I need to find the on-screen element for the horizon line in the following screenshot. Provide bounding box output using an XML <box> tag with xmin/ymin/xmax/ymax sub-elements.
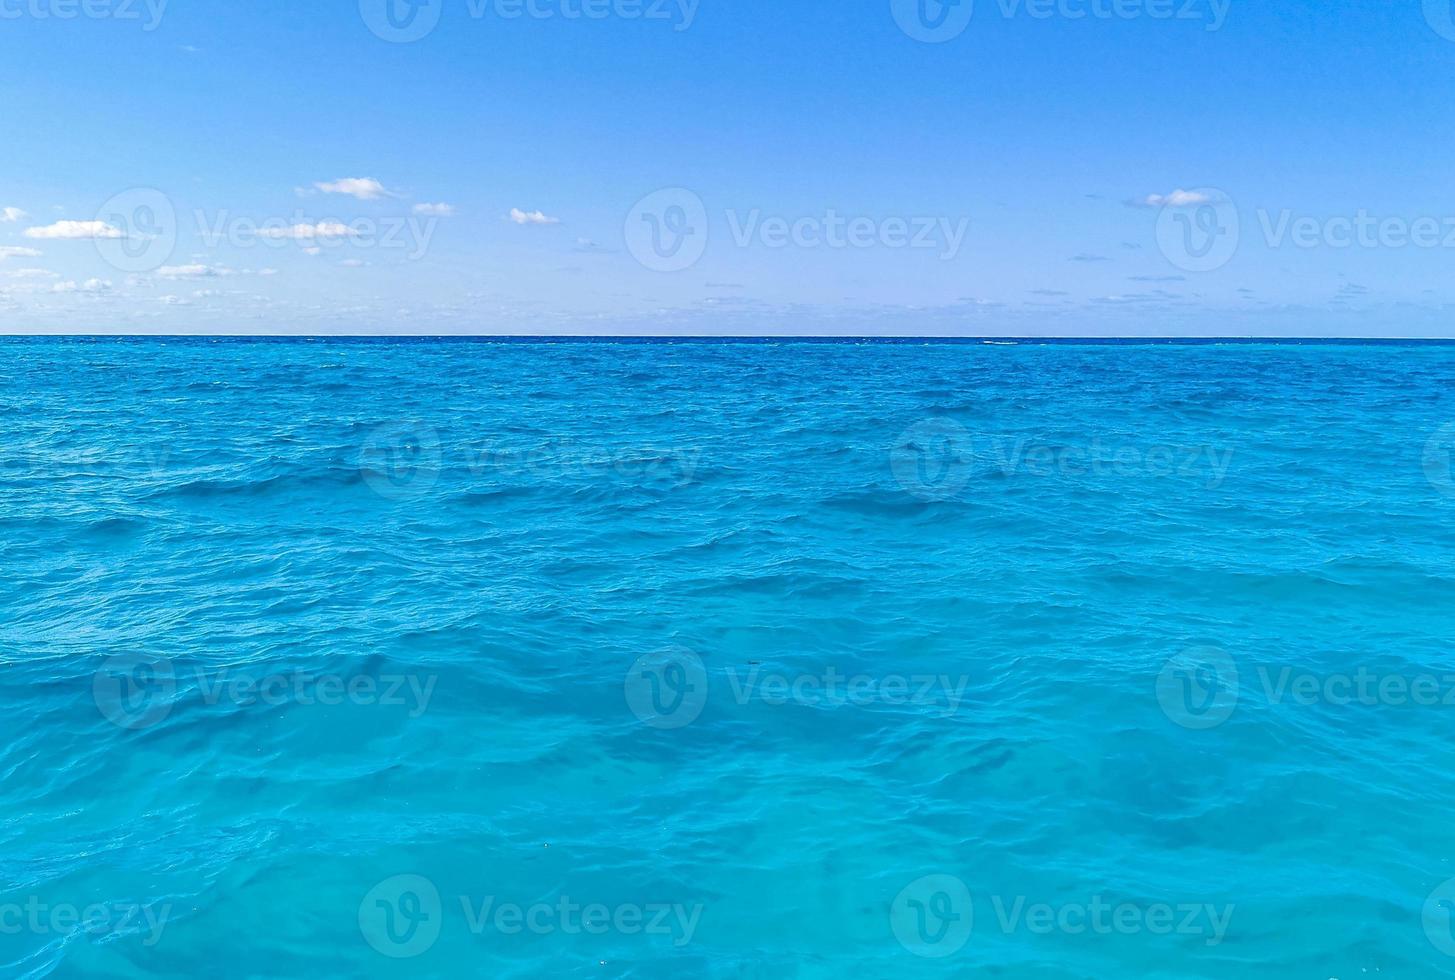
<box><xmin>5</xmin><ymin>334</ymin><xmax>1455</xmax><ymax>344</ymax></box>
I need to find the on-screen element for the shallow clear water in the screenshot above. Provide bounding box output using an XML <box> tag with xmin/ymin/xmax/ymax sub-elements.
<box><xmin>5</xmin><ymin>337</ymin><xmax>1455</xmax><ymax>978</ymax></box>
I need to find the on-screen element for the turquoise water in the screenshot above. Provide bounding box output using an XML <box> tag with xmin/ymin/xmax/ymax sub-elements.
<box><xmin>5</xmin><ymin>337</ymin><xmax>1455</xmax><ymax>978</ymax></box>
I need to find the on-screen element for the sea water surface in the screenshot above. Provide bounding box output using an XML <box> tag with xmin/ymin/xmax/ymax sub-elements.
<box><xmin>4</xmin><ymin>337</ymin><xmax>1455</xmax><ymax>978</ymax></box>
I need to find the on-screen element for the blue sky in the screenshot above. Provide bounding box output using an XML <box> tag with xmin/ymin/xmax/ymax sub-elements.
<box><xmin>1</xmin><ymin>0</ymin><xmax>1454</xmax><ymax>335</ymax></box>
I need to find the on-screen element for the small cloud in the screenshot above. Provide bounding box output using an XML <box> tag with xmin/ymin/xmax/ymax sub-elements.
<box><xmin>0</xmin><ymin>246</ymin><xmax>43</xmax><ymax>259</ymax></box>
<box><xmin>705</xmin><ymin>282</ymin><xmax>745</xmax><ymax>289</ymax></box>
<box><xmin>6</xmin><ymin>267</ymin><xmax>58</xmax><ymax>280</ymax></box>
<box><xmin>24</xmin><ymin>220</ymin><xmax>124</xmax><ymax>240</ymax></box>
<box><xmin>53</xmin><ymin>278</ymin><xmax>112</xmax><ymax>294</ymax></box>
<box><xmin>1127</xmin><ymin>189</ymin><xmax>1213</xmax><ymax>209</ymax></box>
<box><xmin>158</xmin><ymin>263</ymin><xmax>229</xmax><ymax>279</ymax></box>
<box><xmin>1</xmin><ymin>207</ymin><xmax>27</xmax><ymax>223</ymax></box>
<box><xmin>258</xmin><ymin>268</ymin><xmax>279</xmax><ymax>276</ymax></box>
<box><xmin>1128</xmin><ymin>275</ymin><xmax>1186</xmax><ymax>283</ymax></box>
<box><xmin>302</xmin><ymin>246</ymin><xmax>322</xmax><ymax>256</ymax></box>
<box><xmin>413</xmin><ymin>202</ymin><xmax>456</xmax><ymax>217</ymax></box>
<box><xmin>340</xmin><ymin>259</ymin><xmax>367</xmax><ymax>268</ymax></box>
<box><xmin>1070</xmin><ymin>253</ymin><xmax>1110</xmax><ymax>263</ymax></box>
<box><xmin>159</xmin><ymin>294</ymin><xmax>190</xmax><ymax>306</ymax></box>
<box><xmin>1121</xmin><ymin>241</ymin><xmax>1142</xmax><ymax>250</ymax></box>
<box><xmin>314</xmin><ymin>178</ymin><xmax>392</xmax><ymax>201</ymax></box>
<box><xmin>509</xmin><ymin>208</ymin><xmax>559</xmax><ymax>226</ymax></box>
<box><xmin>1030</xmin><ymin>289</ymin><xmax>1070</xmax><ymax>297</ymax></box>
<box><xmin>179</xmin><ymin>44</ymin><xmax>200</xmax><ymax>53</ymax></box>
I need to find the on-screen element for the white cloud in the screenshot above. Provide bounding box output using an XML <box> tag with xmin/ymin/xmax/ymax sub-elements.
<box><xmin>258</xmin><ymin>221</ymin><xmax>355</xmax><ymax>240</ymax></box>
<box><xmin>24</xmin><ymin>220</ymin><xmax>125</xmax><ymax>240</ymax></box>
<box><xmin>159</xmin><ymin>294</ymin><xmax>190</xmax><ymax>306</ymax></box>
<box><xmin>509</xmin><ymin>208</ymin><xmax>560</xmax><ymax>225</ymax></box>
<box><xmin>340</xmin><ymin>259</ymin><xmax>367</xmax><ymax>268</ymax></box>
<box><xmin>6</xmin><ymin>267</ymin><xmax>57</xmax><ymax>280</ymax></box>
<box><xmin>0</xmin><ymin>246</ymin><xmax>43</xmax><ymax>259</ymax></box>
<box><xmin>53</xmin><ymin>278</ymin><xmax>112</xmax><ymax>294</ymax></box>
<box><xmin>258</xmin><ymin>268</ymin><xmax>279</xmax><ymax>276</ymax></box>
<box><xmin>302</xmin><ymin>246</ymin><xmax>322</xmax><ymax>256</ymax></box>
<box><xmin>314</xmin><ymin>178</ymin><xmax>392</xmax><ymax>200</ymax></box>
<box><xmin>1129</xmin><ymin>189</ymin><xmax>1213</xmax><ymax>209</ymax></box>
<box><xmin>1</xmin><ymin>207</ymin><xmax>27</xmax><ymax>223</ymax></box>
<box><xmin>413</xmin><ymin>202</ymin><xmax>456</xmax><ymax>217</ymax></box>
<box><xmin>158</xmin><ymin>263</ymin><xmax>228</xmax><ymax>279</ymax></box>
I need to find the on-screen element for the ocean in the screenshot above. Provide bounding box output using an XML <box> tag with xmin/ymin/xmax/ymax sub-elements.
<box><xmin>4</xmin><ymin>336</ymin><xmax>1455</xmax><ymax>978</ymax></box>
